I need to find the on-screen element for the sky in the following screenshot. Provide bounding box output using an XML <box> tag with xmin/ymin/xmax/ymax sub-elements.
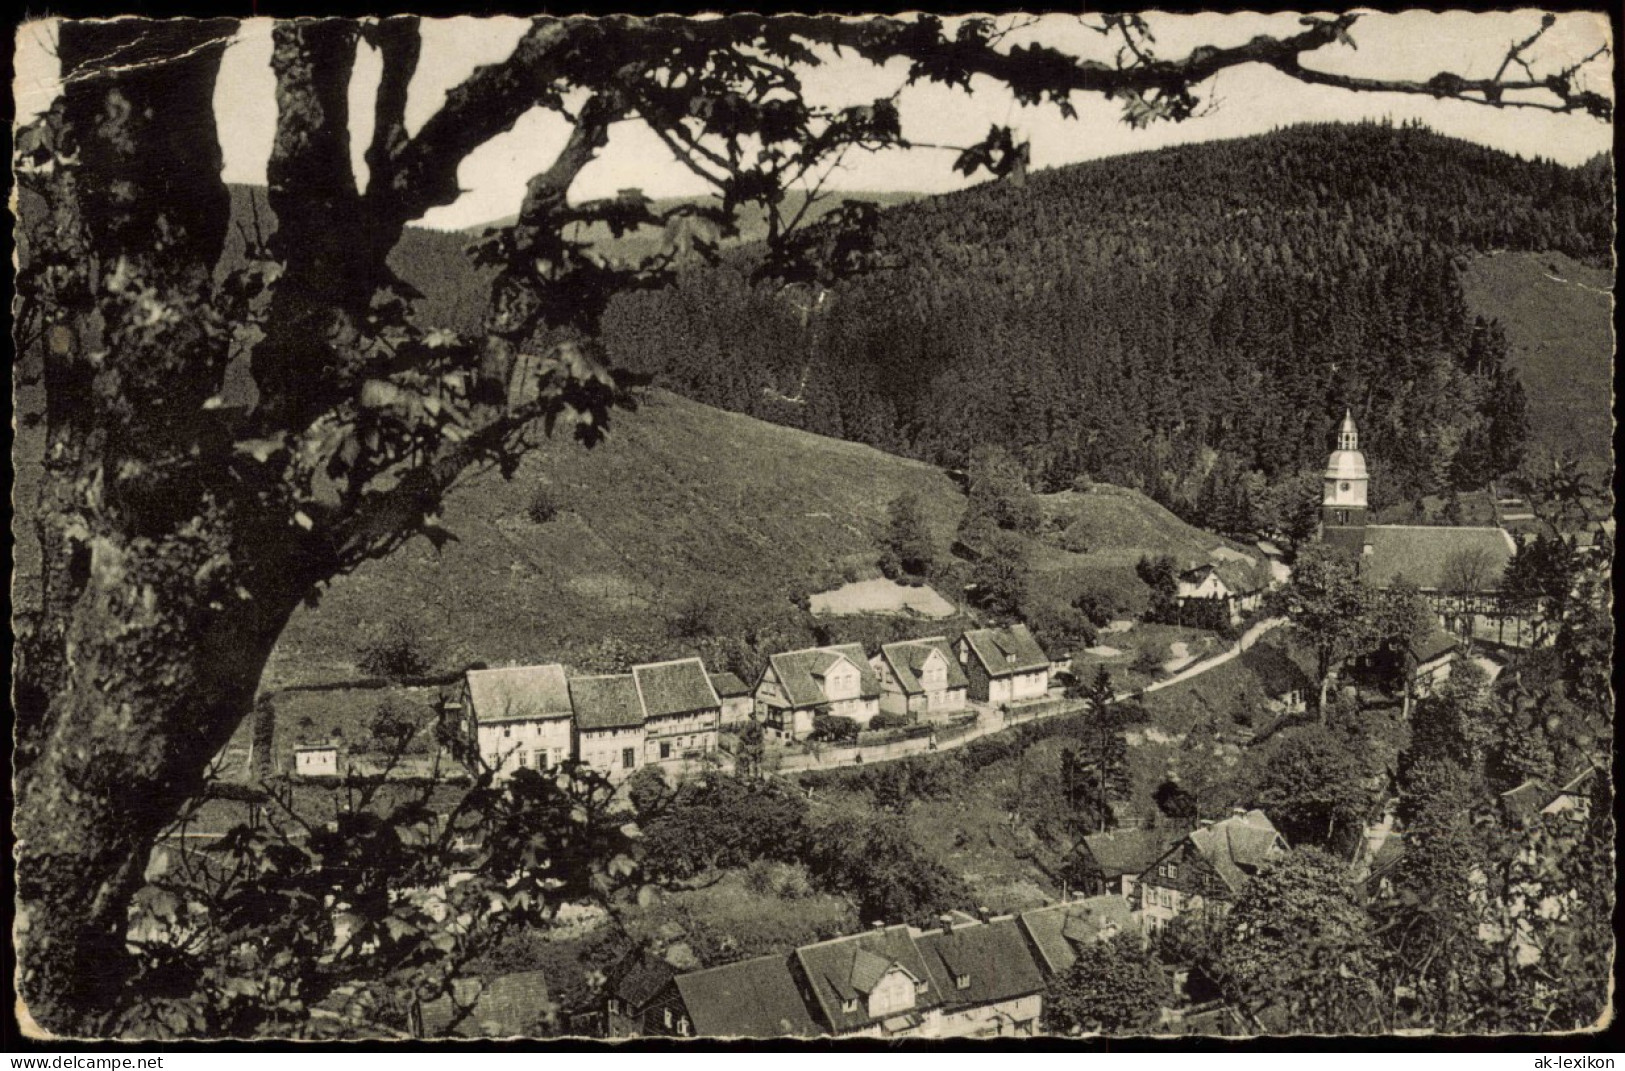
<box><xmin>12</xmin><ymin>11</ymin><xmax>1615</xmax><ymax>231</ymax></box>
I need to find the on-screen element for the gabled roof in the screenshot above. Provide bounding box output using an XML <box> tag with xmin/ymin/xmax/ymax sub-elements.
<box><xmin>568</xmin><ymin>674</ymin><xmax>645</xmax><ymax>732</ymax></box>
<box><xmin>608</xmin><ymin>954</ymin><xmax>676</xmax><ymax>1012</ymax></box>
<box><xmin>1081</xmin><ymin>827</ymin><xmax>1179</xmax><ymax>880</ymax></box>
<box><xmin>1164</xmin><ymin>810</ymin><xmax>1284</xmax><ymax>895</ymax></box>
<box><xmin>959</xmin><ymin>625</ymin><xmax>1050</xmax><ymax>678</ymax></box>
<box><xmin>1500</xmin><ymin>765</ymin><xmax>1598</xmax><ymax>823</ymax></box>
<box><xmin>915</xmin><ymin>918</ymin><xmax>1046</xmax><ymax>1009</ymax></box>
<box><xmin>417</xmin><ymin>970</ymin><xmax>550</xmax><ymax>1037</ymax></box>
<box><xmin>766</xmin><ymin>645</ymin><xmax>881</xmax><ymax>709</ymax></box>
<box><xmin>1363</xmin><ymin>525</ymin><xmax>1516</xmax><ymax>592</ymax></box>
<box><xmin>1408</xmin><ymin>623</ymin><xmax>1460</xmax><ymax>665</ymax></box>
<box><xmin>672</xmin><ymin>954</ymin><xmax>820</xmax><ymax>1038</ymax></box>
<box><xmin>793</xmin><ymin>925</ymin><xmax>939</xmax><ymax>1033</ymax></box>
<box><xmin>634</xmin><ymin>657</ymin><xmax>721</xmax><ymax>719</ymax></box>
<box><xmin>877</xmin><ymin>637</ymin><xmax>969</xmax><ymax>695</ymax></box>
<box><xmin>1018</xmin><ymin>896</ymin><xmax>1135</xmax><ymax>977</ymax></box>
<box><xmin>465</xmin><ymin>664</ymin><xmax>573</xmax><ymax>724</ymax></box>
<box><xmin>708</xmin><ymin>671</ymin><xmax>752</xmax><ymax>699</ymax></box>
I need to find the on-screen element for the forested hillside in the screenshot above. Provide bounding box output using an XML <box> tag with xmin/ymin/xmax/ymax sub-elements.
<box><xmin>592</xmin><ymin>122</ymin><xmax>1610</xmax><ymax>530</ymax></box>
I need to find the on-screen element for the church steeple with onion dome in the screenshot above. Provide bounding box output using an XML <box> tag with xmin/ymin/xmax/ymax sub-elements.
<box><xmin>1322</xmin><ymin>409</ymin><xmax>1369</xmax><ymax>555</ymax></box>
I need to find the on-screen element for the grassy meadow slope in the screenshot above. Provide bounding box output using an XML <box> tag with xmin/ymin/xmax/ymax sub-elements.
<box><xmin>1458</xmin><ymin>250</ymin><xmax>1614</xmax><ymax>465</ymax></box>
<box><xmin>261</xmin><ymin>390</ymin><xmax>1237</xmax><ymax>687</ymax></box>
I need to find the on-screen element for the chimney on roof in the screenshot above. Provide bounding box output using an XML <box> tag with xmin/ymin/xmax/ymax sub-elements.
<box><xmin>939</xmin><ymin>914</ymin><xmax>956</xmax><ymax>935</ymax></box>
<box><xmin>870</xmin><ymin>920</ymin><xmax>885</xmax><ymax>931</ymax></box>
<box><xmin>976</xmin><ymin>906</ymin><xmax>992</xmax><ymax>923</ymax></box>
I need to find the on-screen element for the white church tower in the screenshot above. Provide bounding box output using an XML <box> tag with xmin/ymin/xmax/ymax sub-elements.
<box><xmin>1322</xmin><ymin>410</ymin><xmax>1370</xmax><ymax>555</ymax></box>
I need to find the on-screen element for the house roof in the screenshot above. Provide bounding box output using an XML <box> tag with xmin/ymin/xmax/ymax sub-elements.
<box><xmin>608</xmin><ymin>954</ymin><xmax>676</xmax><ymax>1012</ymax></box>
<box><xmin>959</xmin><ymin>625</ymin><xmax>1050</xmax><ymax>678</ymax></box>
<box><xmin>1409</xmin><ymin>623</ymin><xmax>1460</xmax><ymax>665</ymax></box>
<box><xmin>568</xmin><ymin>674</ymin><xmax>645</xmax><ymax>732</ymax></box>
<box><xmin>1499</xmin><ymin>765</ymin><xmax>1598</xmax><ymax>823</ymax></box>
<box><xmin>672</xmin><ymin>954</ymin><xmax>821</xmax><ymax>1038</ymax></box>
<box><xmin>1237</xmin><ymin>643</ymin><xmax>1314</xmax><ymax>698</ymax></box>
<box><xmin>915</xmin><ymin>918</ymin><xmax>1047</xmax><ymax>1009</ymax></box>
<box><xmin>1362</xmin><ymin>525</ymin><xmax>1516</xmax><ymax>592</ymax></box>
<box><xmin>634</xmin><ymin>657</ymin><xmax>721</xmax><ymax>719</ymax></box>
<box><xmin>793</xmin><ymin>925</ymin><xmax>939</xmax><ymax>1033</ymax></box>
<box><xmin>766</xmin><ymin>645</ymin><xmax>881</xmax><ymax>709</ymax></box>
<box><xmin>1017</xmin><ymin>896</ymin><xmax>1136</xmax><ymax>977</ymax></box>
<box><xmin>417</xmin><ymin>970</ymin><xmax>550</xmax><ymax>1038</ymax></box>
<box><xmin>1081</xmin><ymin>828</ymin><xmax>1178</xmax><ymax>880</ymax></box>
<box><xmin>708</xmin><ymin>671</ymin><xmax>752</xmax><ymax>698</ymax></box>
<box><xmin>1171</xmin><ymin>810</ymin><xmax>1284</xmax><ymax>895</ymax></box>
<box><xmin>465</xmin><ymin>664</ymin><xmax>573</xmax><ymax>724</ymax></box>
<box><xmin>877</xmin><ymin>637</ymin><xmax>969</xmax><ymax>695</ymax></box>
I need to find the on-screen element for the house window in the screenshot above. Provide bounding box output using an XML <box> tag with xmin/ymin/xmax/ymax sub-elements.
<box><xmin>622</xmin><ymin>748</ymin><xmax>636</xmax><ymax>770</ymax></box>
<box><xmin>517</xmin><ymin>751</ymin><xmax>529</xmax><ymax>768</ymax></box>
<box><xmin>504</xmin><ymin>726</ymin><xmax>512</xmax><ymax>738</ymax></box>
<box><xmin>841</xmin><ymin>998</ymin><xmax>858</xmax><ymax>1014</ymax></box>
<box><xmin>607</xmin><ymin>999</ymin><xmax>619</xmax><ymax>1016</ymax></box>
<box><xmin>1167</xmin><ymin>863</ymin><xmax>1178</xmax><ymax>881</ymax></box>
<box><xmin>678</xmin><ymin>1017</ymin><xmax>691</xmax><ymax>1037</ymax></box>
<box><xmin>955</xmin><ymin>973</ymin><xmax>971</xmax><ymax>991</ymax></box>
<box><xmin>660</xmin><ymin>741</ymin><xmax>672</xmax><ymax>760</ymax></box>
<box><xmin>663</xmin><ymin>1008</ymin><xmax>672</xmax><ymax>1028</ymax></box>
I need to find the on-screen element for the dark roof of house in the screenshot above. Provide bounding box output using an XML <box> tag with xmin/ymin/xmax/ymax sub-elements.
<box><xmin>959</xmin><ymin>625</ymin><xmax>1050</xmax><ymax>678</ymax></box>
<box><xmin>1409</xmin><ymin>623</ymin><xmax>1460</xmax><ymax>665</ymax></box>
<box><xmin>1081</xmin><ymin>827</ymin><xmax>1178</xmax><ymax>880</ymax></box>
<box><xmin>1017</xmin><ymin>896</ymin><xmax>1136</xmax><ymax>977</ymax></box>
<box><xmin>1154</xmin><ymin>810</ymin><xmax>1284</xmax><ymax>895</ymax></box>
<box><xmin>634</xmin><ymin>657</ymin><xmax>721</xmax><ymax>718</ymax></box>
<box><xmin>672</xmin><ymin>954</ymin><xmax>821</xmax><ymax>1038</ymax></box>
<box><xmin>417</xmin><ymin>970</ymin><xmax>550</xmax><ymax>1038</ymax></box>
<box><xmin>609</xmin><ymin>955</ymin><xmax>676</xmax><ymax>1012</ymax></box>
<box><xmin>793</xmin><ymin>925</ymin><xmax>939</xmax><ymax>1034</ymax></box>
<box><xmin>465</xmin><ymin>664</ymin><xmax>573</xmax><ymax>724</ymax></box>
<box><xmin>568</xmin><ymin>674</ymin><xmax>646</xmax><ymax>732</ymax></box>
<box><xmin>1363</xmin><ymin>525</ymin><xmax>1516</xmax><ymax>591</ymax></box>
<box><xmin>877</xmin><ymin>636</ymin><xmax>969</xmax><ymax>695</ymax></box>
<box><xmin>915</xmin><ymin>918</ymin><xmax>1047</xmax><ymax>1009</ymax></box>
<box><xmin>708</xmin><ymin>671</ymin><xmax>752</xmax><ymax>698</ymax></box>
<box><xmin>766</xmin><ymin>645</ymin><xmax>880</xmax><ymax>709</ymax></box>
<box><xmin>1238</xmin><ymin>643</ymin><xmax>1314</xmax><ymax>698</ymax></box>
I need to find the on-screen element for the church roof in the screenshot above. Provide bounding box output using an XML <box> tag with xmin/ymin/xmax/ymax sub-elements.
<box><xmin>1362</xmin><ymin>525</ymin><xmax>1516</xmax><ymax>592</ymax></box>
<box><xmin>1325</xmin><ymin>450</ymin><xmax>1368</xmax><ymax>481</ymax></box>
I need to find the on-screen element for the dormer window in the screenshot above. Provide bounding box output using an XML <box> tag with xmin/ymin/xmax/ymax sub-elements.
<box><xmin>954</xmin><ymin>973</ymin><xmax>971</xmax><ymax>991</ymax></box>
<box><xmin>915</xmin><ymin>981</ymin><xmax>929</xmax><ymax>996</ymax></box>
<box><xmin>841</xmin><ymin>997</ymin><xmax>859</xmax><ymax>1014</ymax></box>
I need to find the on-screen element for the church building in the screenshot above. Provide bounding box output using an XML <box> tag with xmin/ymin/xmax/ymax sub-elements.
<box><xmin>1319</xmin><ymin>410</ymin><xmax>1520</xmax><ymax>650</ymax></box>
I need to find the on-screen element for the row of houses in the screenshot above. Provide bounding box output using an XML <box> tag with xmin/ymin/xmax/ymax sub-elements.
<box><xmin>433</xmin><ymin>625</ymin><xmax>1055</xmax><ymax>781</ymax></box>
<box><xmin>598</xmin><ymin>808</ymin><xmax>1286</xmax><ymax>1039</ymax></box>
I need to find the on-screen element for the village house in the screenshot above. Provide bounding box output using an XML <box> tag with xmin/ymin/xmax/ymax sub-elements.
<box><xmin>411</xmin><ymin>970</ymin><xmax>551</xmax><ymax>1038</ymax></box>
<box><xmin>754</xmin><ymin>644</ymin><xmax>881</xmax><ymax>741</ymax></box>
<box><xmin>1137</xmin><ymin>809</ymin><xmax>1287</xmax><ymax>932</ymax></box>
<box><xmin>457</xmin><ymin>663</ymin><xmax>575</xmax><ymax>779</ymax></box>
<box><xmin>955</xmin><ymin>625</ymin><xmax>1052</xmax><ymax>705</ymax></box>
<box><xmin>870</xmin><ymin>636</ymin><xmax>969</xmax><ymax>719</ymax></box>
<box><xmin>637</xmin><ymin>954</ymin><xmax>818</xmax><ymax>1038</ymax></box>
<box><xmin>568</xmin><ymin>673</ymin><xmax>647</xmax><ymax>779</ymax></box>
<box><xmin>292</xmin><ymin>742</ymin><xmax>342</xmax><ymax>779</ymax></box>
<box><xmin>1017</xmin><ymin>895</ymin><xmax>1139</xmax><ymax>979</ymax></box>
<box><xmin>1499</xmin><ymin>765</ymin><xmax>1599</xmax><ymax>826</ymax></box>
<box><xmin>1174</xmin><ymin>560</ymin><xmax>1267</xmax><ymax>627</ymax></box>
<box><xmin>792</xmin><ymin>924</ymin><xmax>944</xmax><ymax>1038</ymax></box>
<box><xmin>708</xmin><ymin>671</ymin><xmax>754</xmax><ymax>728</ymax></box>
<box><xmin>1406</xmin><ymin>623</ymin><xmax>1461</xmax><ymax>698</ymax></box>
<box><xmin>1073</xmin><ymin>827</ymin><xmax>1184</xmax><ymax>899</ymax></box>
<box><xmin>912</xmin><ymin>915</ymin><xmax>1047</xmax><ymax>1037</ymax></box>
<box><xmin>602</xmin><ymin>955</ymin><xmax>678</xmax><ymax>1037</ymax></box>
<box><xmin>633</xmin><ymin>657</ymin><xmax>721</xmax><ymax>762</ymax></box>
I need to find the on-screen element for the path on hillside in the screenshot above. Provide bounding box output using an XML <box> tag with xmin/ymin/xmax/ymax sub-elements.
<box><xmin>773</xmin><ymin>617</ymin><xmax>1286</xmax><ymax>775</ymax></box>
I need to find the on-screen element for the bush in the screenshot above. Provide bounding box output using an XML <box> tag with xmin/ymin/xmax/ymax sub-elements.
<box><xmin>525</xmin><ymin>486</ymin><xmax>559</xmax><ymax>524</ymax></box>
<box><xmin>810</xmin><ymin>714</ymin><xmax>860</xmax><ymax>744</ymax></box>
<box><xmin>668</xmin><ymin>595</ymin><xmax>721</xmax><ymax>640</ymax></box>
<box><xmin>357</xmin><ymin>619</ymin><xmax>433</xmax><ymax>679</ymax></box>
<box><xmin>868</xmin><ymin>711</ymin><xmax>913</xmax><ymax>732</ymax></box>
<box><xmin>1131</xmin><ymin>645</ymin><xmax>1165</xmax><ymax>677</ymax></box>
